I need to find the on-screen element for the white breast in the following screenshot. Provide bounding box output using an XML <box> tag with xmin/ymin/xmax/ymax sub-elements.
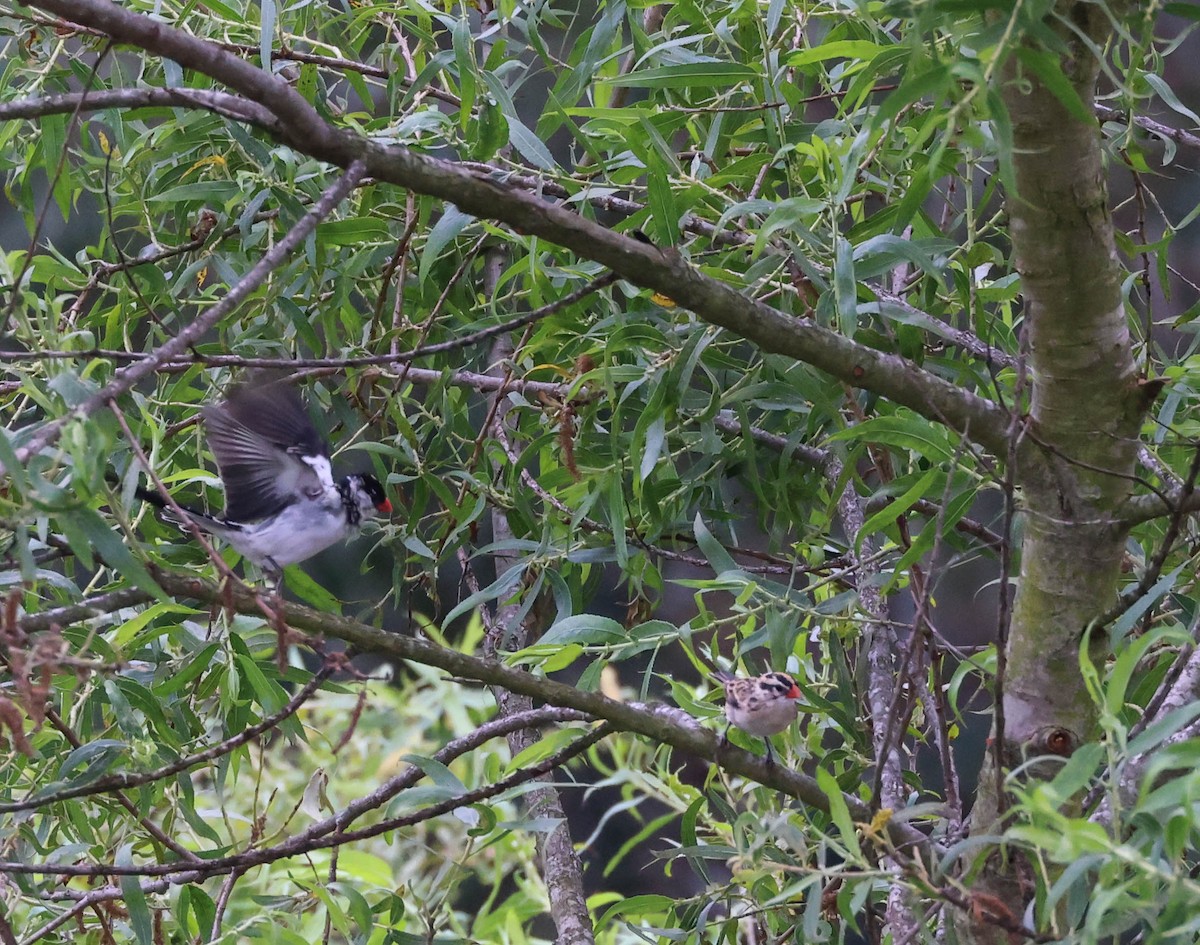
<box><xmin>725</xmin><ymin>697</ymin><xmax>798</xmax><ymax>737</ymax></box>
<box><xmin>226</xmin><ymin>498</ymin><xmax>351</xmax><ymax>568</ymax></box>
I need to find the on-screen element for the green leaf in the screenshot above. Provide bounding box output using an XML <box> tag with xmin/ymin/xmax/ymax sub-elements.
<box><xmin>639</xmin><ymin>413</ymin><xmax>666</xmax><ymax>482</ymax></box>
<box><xmin>296</xmin><ymin>62</ymin><xmax>318</xmax><ymax>104</ymax></box>
<box><xmin>118</xmin><ymin>844</ymin><xmax>153</xmax><ymax>945</ymax></box>
<box><xmin>234</xmin><ymin>654</ymin><xmax>286</xmax><ymax>715</ymax></box>
<box><xmin>680</xmin><ymin>795</ymin><xmax>711</xmax><ymax>883</ymax></box>
<box><xmin>442</xmin><ymin>562</ymin><xmax>526</xmax><ymax>627</ymax></box>
<box><xmin>785</xmin><ymin>40</ymin><xmax>888</xmax><ymax>68</ymax></box>
<box><xmin>507</xmin><ymin>116</ymin><xmax>558</xmax><ymax>170</ymax></box>
<box><xmin>1165</xmin><ymin>2</ymin><xmax>1200</xmax><ymax>18</ymax></box>
<box><xmin>62</xmin><ymin>507</ymin><xmax>166</xmax><ymax>600</ymax></box>
<box><xmin>538</xmin><ymin>614</ymin><xmax>626</xmax><ymax>646</ymax></box>
<box><xmin>816</xmin><ymin>767</ymin><xmax>860</xmax><ymax>857</ymax></box>
<box><xmin>833</xmin><ymin>236</ymin><xmax>857</xmax><ymax>336</ymax></box>
<box><xmin>282</xmin><ymin>567</ymin><xmax>342</xmax><ymax>614</ymax></box>
<box><xmin>1145</xmin><ymin>72</ymin><xmax>1200</xmax><ymax>127</ymax></box>
<box><xmin>259</xmin><ymin>0</ymin><xmax>276</xmax><ymax>75</ymax></box>
<box><xmin>1106</xmin><ymin>623</ymin><xmax>1189</xmax><ymax>718</ymax></box>
<box><xmin>827</xmin><ymin>411</ymin><xmax>955</xmax><ymax>463</ymax></box>
<box><xmin>596</xmin><ymin>894</ymin><xmax>675</xmax><ymax>927</ymax></box>
<box><xmin>452</xmin><ymin>15</ymin><xmax>477</xmax><ymax>130</ymax></box>
<box><xmin>604</xmin><ymin>63</ymin><xmax>757</xmax><ymax>89</ymax></box>
<box><xmin>145</xmin><ymin>182</ymin><xmax>239</xmax><ymax>203</ymax></box>
<box><xmin>317</xmin><ymin>217</ymin><xmax>392</xmax><ymax>246</ymax></box>
<box><xmin>853</xmin><ymin>234</ymin><xmax>953</xmax><ymax>284</ymax></box>
<box><xmin>403</xmin><ymin>753</ymin><xmax>467</xmax><ymax>793</ymax></box>
<box><xmin>693</xmin><ymin>513</ymin><xmax>737</xmax><ymax>574</ymax></box>
<box><xmin>858</xmin><ymin>469</ymin><xmax>938</xmax><ymax>548</ymax></box>
<box><xmin>418</xmin><ymin>206</ymin><xmax>473</xmax><ymax>287</ymax></box>
<box><xmin>333</xmin><ymin>850</ymin><xmax>395</xmax><ymax>888</ymax></box>
<box><xmin>0</xmin><ymin>427</ymin><xmax>29</xmax><ymax>493</ymax></box>
<box><xmin>1109</xmin><ymin>563</ymin><xmax>1186</xmax><ymax>645</ymax></box>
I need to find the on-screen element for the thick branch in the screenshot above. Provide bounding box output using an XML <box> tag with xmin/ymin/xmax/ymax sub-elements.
<box><xmin>15</xmin><ymin>588</ymin><xmax>154</xmax><ymax>634</ymax></box>
<box><xmin>29</xmin><ymin>0</ymin><xmax>1014</xmax><ymax>461</ymax></box>
<box><xmin>141</xmin><ymin>566</ymin><xmax>932</xmax><ymax>860</ymax></box>
<box><xmin>1117</xmin><ymin>488</ymin><xmax>1200</xmax><ymax>527</ymax></box>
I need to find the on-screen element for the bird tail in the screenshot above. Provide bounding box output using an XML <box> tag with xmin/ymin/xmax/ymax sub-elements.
<box><xmin>133</xmin><ymin>485</ymin><xmax>227</xmax><ymax>535</ymax></box>
<box><xmin>133</xmin><ymin>484</ymin><xmax>167</xmax><ymax>510</ymax></box>
<box><xmin>712</xmin><ymin>669</ymin><xmax>735</xmax><ymax>683</ymax></box>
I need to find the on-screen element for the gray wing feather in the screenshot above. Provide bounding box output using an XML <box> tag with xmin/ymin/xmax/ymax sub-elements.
<box><xmin>203</xmin><ymin>403</ymin><xmax>326</xmax><ymax>523</ymax></box>
<box><xmin>218</xmin><ymin>382</ymin><xmax>328</xmax><ymax>456</ymax></box>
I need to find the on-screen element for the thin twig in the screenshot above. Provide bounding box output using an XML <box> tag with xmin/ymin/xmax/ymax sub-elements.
<box><xmin>11</xmin><ymin>160</ymin><xmax>368</xmax><ymax>468</ymax></box>
<box><xmin>1097</xmin><ymin>444</ymin><xmax>1200</xmax><ymax>628</ymax></box>
<box><xmin>2</xmin><ymin>41</ymin><xmax>113</xmax><ymax>333</ymax></box>
<box><xmin>0</xmin><ymin>709</ymin><xmax>605</xmax><ymax>880</ymax></box>
<box><xmin>0</xmin><ymin>664</ymin><xmax>333</xmax><ymax>813</ymax></box>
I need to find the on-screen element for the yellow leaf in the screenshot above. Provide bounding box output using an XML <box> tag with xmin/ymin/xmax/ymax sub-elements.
<box><xmin>866</xmin><ymin>807</ymin><xmax>893</xmax><ymax>837</ymax></box>
<box><xmin>183</xmin><ymin>155</ymin><xmax>227</xmax><ymax>178</ymax></box>
<box><xmin>195</xmin><ymin>266</ymin><xmax>208</xmax><ymax>289</ymax></box>
<box><xmin>651</xmin><ymin>292</ymin><xmax>677</xmax><ymax>308</ymax></box>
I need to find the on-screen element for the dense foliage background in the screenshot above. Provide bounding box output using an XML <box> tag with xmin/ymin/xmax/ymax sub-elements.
<box><xmin>1</xmin><ymin>0</ymin><xmax>1199</xmax><ymax>943</ymax></box>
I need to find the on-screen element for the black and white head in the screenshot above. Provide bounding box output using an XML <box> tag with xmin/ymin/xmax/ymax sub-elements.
<box><xmin>340</xmin><ymin>472</ymin><xmax>392</xmax><ymax>525</ymax></box>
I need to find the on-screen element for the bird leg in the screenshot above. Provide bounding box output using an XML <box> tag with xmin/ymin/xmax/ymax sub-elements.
<box><xmin>261</xmin><ymin>560</ymin><xmax>289</xmax><ymax>672</ymax></box>
<box><xmin>763</xmin><ymin>738</ymin><xmax>777</xmax><ymax>768</ymax></box>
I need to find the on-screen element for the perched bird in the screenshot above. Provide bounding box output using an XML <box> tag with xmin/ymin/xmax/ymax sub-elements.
<box><xmin>715</xmin><ymin>670</ymin><xmax>802</xmax><ymax>766</ymax></box>
<box><xmin>136</xmin><ymin>382</ymin><xmax>391</xmax><ymax>578</ymax></box>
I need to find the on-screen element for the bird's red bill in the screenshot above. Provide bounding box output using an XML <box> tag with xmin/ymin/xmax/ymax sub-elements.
<box><xmin>376</xmin><ymin>498</ymin><xmax>394</xmax><ymax>514</ymax></box>
<box><xmin>786</xmin><ymin>683</ymin><xmax>802</xmax><ymax>699</ymax></box>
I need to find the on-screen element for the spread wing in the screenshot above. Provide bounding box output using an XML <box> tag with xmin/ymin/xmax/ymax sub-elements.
<box><xmin>202</xmin><ymin>384</ymin><xmax>331</xmax><ymax>522</ymax></box>
<box><xmin>217</xmin><ymin>382</ymin><xmax>327</xmax><ymax>456</ymax></box>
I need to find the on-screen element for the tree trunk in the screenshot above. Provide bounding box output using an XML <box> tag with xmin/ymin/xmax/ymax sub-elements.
<box><xmin>962</xmin><ymin>4</ymin><xmax>1141</xmax><ymax>939</ymax></box>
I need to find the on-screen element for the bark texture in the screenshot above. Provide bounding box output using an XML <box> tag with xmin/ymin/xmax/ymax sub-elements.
<box><xmin>963</xmin><ymin>4</ymin><xmax>1140</xmax><ymax>940</ymax></box>
<box><xmin>481</xmin><ymin>252</ymin><xmax>595</xmax><ymax>945</ymax></box>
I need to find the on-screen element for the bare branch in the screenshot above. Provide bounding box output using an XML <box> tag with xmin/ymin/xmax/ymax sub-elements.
<box><xmin>0</xmin><ymin>348</ymin><xmax>572</xmax><ymax>398</ymax></box>
<box><xmin>0</xmin><ymin>87</ymin><xmax>279</xmax><ymax>131</ymax></box>
<box><xmin>1099</xmin><ymin>445</ymin><xmax>1200</xmax><ymax>627</ymax></box>
<box><xmin>16</xmin><ymin>588</ymin><xmax>154</xmax><ymax>634</ymax></box>
<box><xmin>1096</xmin><ymin>103</ymin><xmax>1200</xmax><ymax>154</ymax></box>
<box><xmin>1118</xmin><ymin>485</ymin><xmax>1200</xmax><ymax>527</ymax></box>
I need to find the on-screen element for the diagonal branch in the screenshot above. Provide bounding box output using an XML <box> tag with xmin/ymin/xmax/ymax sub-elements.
<box><xmin>0</xmin><ymin>708</ymin><xmax>609</xmax><ymax>882</ymax></box>
<box><xmin>14</xmin><ymin>708</ymin><xmax>607</xmax><ymax>945</ymax></box>
<box><xmin>27</xmin><ymin>0</ymin><xmax>1016</xmax><ymax>462</ymax></box>
<box><xmin>12</xmin><ymin>159</ymin><xmax>366</xmax><ymax>467</ymax></box>
<box><xmin>139</xmin><ymin>565</ymin><xmax>934</xmax><ymax>861</ymax></box>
